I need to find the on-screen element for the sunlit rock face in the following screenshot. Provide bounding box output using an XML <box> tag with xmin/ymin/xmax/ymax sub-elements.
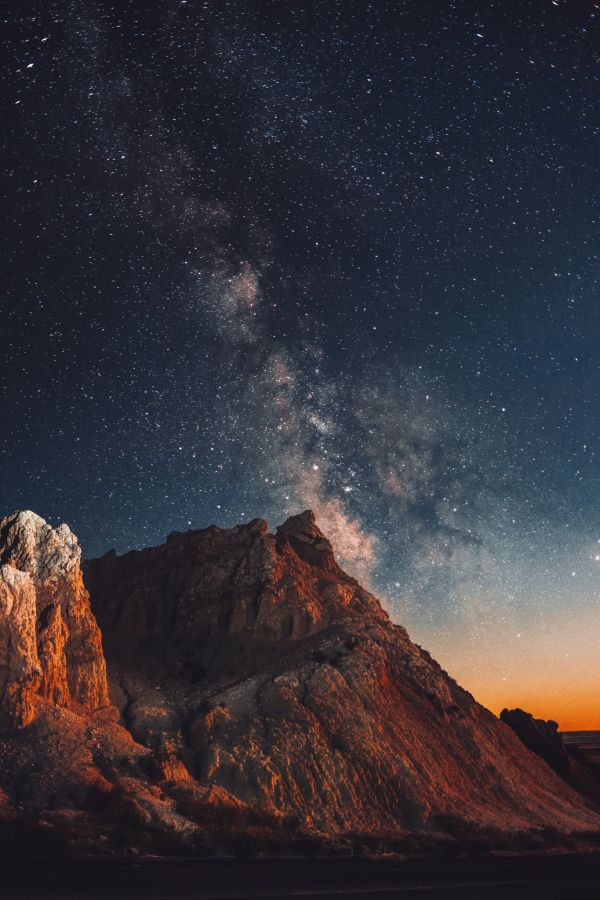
<box><xmin>0</xmin><ymin>565</ymin><xmax>41</xmax><ymax>731</ymax></box>
<box><xmin>84</xmin><ymin>510</ymin><xmax>600</xmax><ymax>841</ymax></box>
<box><xmin>0</xmin><ymin>511</ymin><xmax>109</xmax><ymax>726</ymax></box>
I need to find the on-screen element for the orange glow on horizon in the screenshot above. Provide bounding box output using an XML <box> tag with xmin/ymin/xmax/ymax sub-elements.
<box><xmin>405</xmin><ymin>604</ymin><xmax>600</xmax><ymax>733</ymax></box>
<box><xmin>483</xmin><ymin>687</ymin><xmax>600</xmax><ymax>733</ymax></box>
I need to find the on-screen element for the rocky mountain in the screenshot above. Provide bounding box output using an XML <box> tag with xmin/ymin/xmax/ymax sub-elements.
<box><xmin>0</xmin><ymin>511</ymin><xmax>108</xmax><ymax>731</ymax></box>
<box><xmin>0</xmin><ymin>509</ymin><xmax>599</xmax><ymax>858</ymax></box>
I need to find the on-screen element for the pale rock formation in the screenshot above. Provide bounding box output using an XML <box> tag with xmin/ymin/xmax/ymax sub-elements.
<box><xmin>0</xmin><ymin>511</ymin><xmax>109</xmax><ymax>729</ymax></box>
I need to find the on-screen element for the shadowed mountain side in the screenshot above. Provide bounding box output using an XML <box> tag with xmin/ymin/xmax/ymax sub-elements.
<box><xmin>501</xmin><ymin>709</ymin><xmax>600</xmax><ymax>805</ymax></box>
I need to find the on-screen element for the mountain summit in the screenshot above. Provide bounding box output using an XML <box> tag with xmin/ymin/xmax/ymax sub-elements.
<box><xmin>0</xmin><ymin>510</ymin><xmax>598</xmax><ymax>856</ymax></box>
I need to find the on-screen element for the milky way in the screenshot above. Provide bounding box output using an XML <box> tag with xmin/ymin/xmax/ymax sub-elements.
<box><xmin>2</xmin><ymin>1</ymin><xmax>600</xmax><ymax>726</ymax></box>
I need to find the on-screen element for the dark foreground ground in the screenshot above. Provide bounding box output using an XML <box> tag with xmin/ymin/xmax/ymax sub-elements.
<box><xmin>3</xmin><ymin>854</ymin><xmax>600</xmax><ymax>900</ymax></box>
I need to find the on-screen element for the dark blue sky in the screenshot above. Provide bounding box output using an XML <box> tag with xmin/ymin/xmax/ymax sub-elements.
<box><xmin>2</xmin><ymin>0</ymin><xmax>599</xmax><ymax>720</ymax></box>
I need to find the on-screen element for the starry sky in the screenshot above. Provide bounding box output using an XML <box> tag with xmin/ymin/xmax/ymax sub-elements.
<box><xmin>2</xmin><ymin>0</ymin><xmax>600</xmax><ymax>728</ymax></box>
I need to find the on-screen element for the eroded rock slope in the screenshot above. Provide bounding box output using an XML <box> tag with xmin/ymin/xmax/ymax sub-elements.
<box><xmin>85</xmin><ymin>511</ymin><xmax>600</xmax><ymax>843</ymax></box>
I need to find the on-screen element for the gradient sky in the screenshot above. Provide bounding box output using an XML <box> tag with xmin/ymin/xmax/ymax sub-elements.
<box><xmin>2</xmin><ymin>0</ymin><xmax>599</xmax><ymax>729</ymax></box>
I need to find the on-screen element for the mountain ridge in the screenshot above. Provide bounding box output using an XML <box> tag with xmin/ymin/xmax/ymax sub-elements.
<box><xmin>0</xmin><ymin>508</ymin><xmax>598</xmax><ymax>857</ymax></box>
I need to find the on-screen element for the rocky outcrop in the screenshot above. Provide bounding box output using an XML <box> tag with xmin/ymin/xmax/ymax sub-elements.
<box><xmin>86</xmin><ymin>510</ymin><xmax>383</xmax><ymax>651</ymax></box>
<box><xmin>0</xmin><ymin>511</ymin><xmax>109</xmax><ymax>730</ymax></box>
<box><xmin>1</xmin><ymin>508</ymin><xmax>599</xmax><ymax>858</ymax></box>
<box><xmin>0</xmin><ymin>566</ymin><xmax>41</xmax><ymax>731</ymax></box>
<box><xmin>500</xmin><ymin>709</ymin><xmax>571</xmax><ymax>778</ymax></box>
<box><xmin>84</xmin><ymin>511</ymin><xmax>600</xmax><ymax>845</ymax></box>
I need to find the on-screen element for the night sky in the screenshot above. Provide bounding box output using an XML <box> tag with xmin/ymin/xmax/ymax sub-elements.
<box><xmin>2</xmin><ymin>0</ymin><xmax>599</xmax><ymax>727</ymax></box>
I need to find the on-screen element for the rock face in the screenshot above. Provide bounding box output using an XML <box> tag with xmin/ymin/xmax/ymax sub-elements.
<box><xmin>0</xmin><ymin>511</ymin><xmax>109</xmax><ymax>729</ymax></box>
<box><xmin>88</xmin><ymin>511</ymin><xmax>383</xmax><ymax>651</ymax></box>
<box><xmin>0</xmin><ymin>508</ymin><xmax>599</xmax><ymax>857</ymax></box>
<box><xmin>84</xmin><ymin>511</ymin><xmax>600</xmax><ymax>845</ymax></box>
<box><xmin>0</xmin><ymin>565</ymin><xmax>41</xmax><ymax>731</ymax></box>
<box><xmin>500</xmin><ymin>709</ymin><xmax>571</xmax><ymax>778</ymax></box>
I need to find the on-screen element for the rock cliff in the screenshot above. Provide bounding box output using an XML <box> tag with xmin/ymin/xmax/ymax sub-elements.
<box><xmin>0</xmin><ymin>564</ymin><xmax>40</xmax><ymax>731</ymax></box>
<box><xmin>0</xmin><ymin>509</ymin><xmax>599</xmax><ymax>857</ymax></box>
<box><xmin>0</xmin><ymin>511</ymin><xmax>109</xmax><ymax>727</ymax></box>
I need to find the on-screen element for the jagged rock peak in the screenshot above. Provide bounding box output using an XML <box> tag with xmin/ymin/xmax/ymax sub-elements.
<box><xmin>0</xmin><ymin>510</ymin><xmax>80</xmax><ymax>579</ymax></box>
<box><xmin>165</xmin><ymin>515</ymin><xmax>269</xmax><ymax>547</ymax></box>
<box><xmin>277</xmin><ymin>509</ymin><xmax>325</xmax><ymax>539</ymax></box>
<box><xmin>0</xmin><ymin>564</ymin><xmax>41</xmax><ymax>731</ymax></box>
<box><xmin>276</xmin><ymin>509</ymin><xmax>337</xmax><ymax>572</ymax></box>
<box><xmin>0</xmin><ymin>510</ymin><xmax>109</xmax><ymax>730</ymax></box>
<box><xmin>85</xmin><ymin>508</ymin><xmax>384</xmax><ymax>653</ymax></box>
